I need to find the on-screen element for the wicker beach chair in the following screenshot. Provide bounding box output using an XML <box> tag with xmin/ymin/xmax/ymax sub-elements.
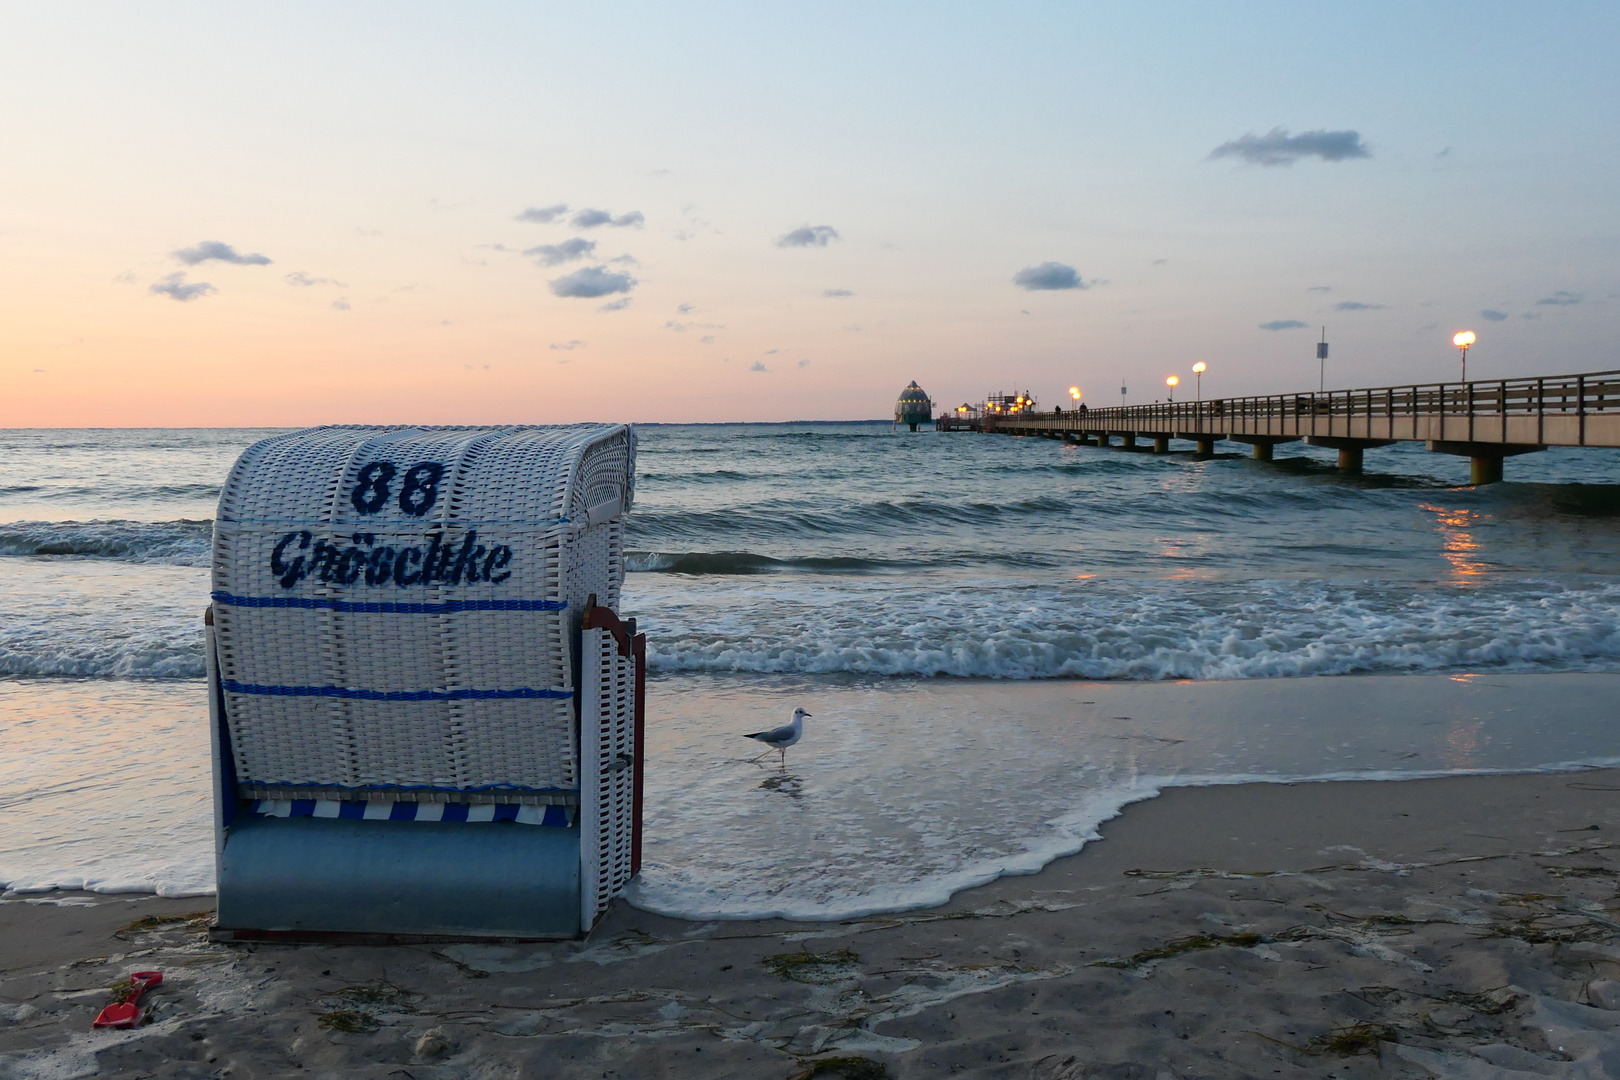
<box><xmin>206</xmin><ymin>424</ymin><xmax>642</xmax><ymax>939</ymax></box>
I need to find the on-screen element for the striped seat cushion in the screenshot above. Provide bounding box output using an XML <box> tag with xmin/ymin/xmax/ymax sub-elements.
<box><xmin>250</xmin><ymin>798</ymin><xmax>574</xmax><ymax>827</ymax></box>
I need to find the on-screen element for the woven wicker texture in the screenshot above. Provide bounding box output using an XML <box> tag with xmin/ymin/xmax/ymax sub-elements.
<box><xmin>580</xmin><ymin>625</ymin><xmax>638</xmax><ymax>926</ymax></box>
<box><xmin>212</xmin><ymin>425</ymin><xmax>634</xmax><ymax>795</ymax></box>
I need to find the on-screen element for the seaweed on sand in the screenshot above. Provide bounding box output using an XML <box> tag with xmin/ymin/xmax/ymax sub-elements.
<box><xmin>788</xmin><ymin>1056</ymin><xmax>889</xmax><ymax>1080</ymax></box>
<box><xmin>312</xmin><ymin>980</ymin><xmax>417</xmax><ymax>1033</ymax></box>
<box><xmin>104</xmin><ymin>977</ymin><xmax>147</xmax><ymax>1005</ymax></box>
<box><xmin>1092</xmin><ymin>932</ymin><xmax>1265</xmax><ymax>970</ymax></box>
<box><xmin>763</xmin><ymin>949</ymin><xmax>861</xmax><ymax>983</ymax></box>
<box><xmin>317</xmin><ymin>1009</ymin><xmax>379</xmax><ymax>1034</ymax></box>
<box><xmin>1252</xmin><ymin>1021</ymin><xmax>1399</xmax><ymax>1058</ymax></box>
<box><xmin>114</xmin><ymin>911</ymin><xmax>213</xmax><ymax>939</ymax></box>
<box><xmin>327</xmin><ymin>980</ymin><xmax>416</xmax><ymax>1009</ymax></box>
<box><xmin>1309</xmin><ymin>1022</ymin><xmax>1399</xmax><ymax>1056</ymax></box>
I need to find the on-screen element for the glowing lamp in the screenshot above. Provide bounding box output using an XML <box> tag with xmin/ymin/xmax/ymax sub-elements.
<box><xmin>1453</xmin><ymin>330</ymin><xmax>1476</xmax><ymax>382</ymax></box>
<box><xmin>1165</xmin><ymin>376</ymin><xmax>1179</xmax><ymax>387</ymax></box>
<box><xmin>1192</xmin><ymin>362</ymin><xmax>1206</xmax><ymax>374</ymax></box>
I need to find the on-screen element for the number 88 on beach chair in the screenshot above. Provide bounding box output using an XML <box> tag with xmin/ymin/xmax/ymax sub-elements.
<box><xmin>206</xmin><ymin>425</ymin><xmax>644</xmax><ymax>940</ymax></box>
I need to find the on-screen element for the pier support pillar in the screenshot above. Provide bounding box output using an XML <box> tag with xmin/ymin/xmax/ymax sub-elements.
<box><xmin>1195</xmin><ymin>438</ymin><xmax>1216</xmax><ymax>457</ymax></box>
<box><xmin>1153</xmin><ymin>437</ymin><xmax>1170</xmax><ymax>454</ymax></box>
<box><xmin>1229</xmin><ymin>436</ymin><xmax>1298</xmax><ymax>462</ymax></box>
<box><xmin>1093</xmin><ymin>434</ymin><xmax>1109</xmax><ymax>447</ymax></box>
<box><xmin>1425</xmin><ymin>441</ymin><xmax>1545</xmax><ymax>485</ymax></box>
<box><xmin>1121</xmin><ymin>434</ymin><xmax>1137</xmax><ymax>448</ymax></box>
<box><xmin>1305</xmin><ymin>436</ymin><xmax>1395</xmax><ymax>477</ymax></box>
<box><xmin>1471</xmin><ymin>456</ymin><xmax>1503</xmax><ymax>485</ymax></box>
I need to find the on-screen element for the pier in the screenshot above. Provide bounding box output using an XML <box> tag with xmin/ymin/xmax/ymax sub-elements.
<box><xmin>957</xmin><ymin>369</ymin><xmax>1620</xmax><ymax>484</ymax></box>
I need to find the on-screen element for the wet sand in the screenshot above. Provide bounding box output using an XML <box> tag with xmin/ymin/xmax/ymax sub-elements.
<box><xmin>9</xmin><ymin>768</ymin><xmax>1620</xmax><ymax>1078</ymax></box>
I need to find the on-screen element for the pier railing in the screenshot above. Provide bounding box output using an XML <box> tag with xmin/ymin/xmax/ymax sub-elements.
<box><xmin>988</xmin><ymin>369</ymin><xmax>1620</xmax><ymax>450</ymax></box>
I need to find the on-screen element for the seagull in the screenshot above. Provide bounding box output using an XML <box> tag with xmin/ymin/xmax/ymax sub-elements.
<box><xmin>744</xmin><ymin>707</ymin><xmax>810</xmax><ymax>767</ymax></box>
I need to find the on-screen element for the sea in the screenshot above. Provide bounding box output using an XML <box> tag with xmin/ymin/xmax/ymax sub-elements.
<box><xmin>4</xmin><ymin>424</ymin><xmax>1620</xmax><ymax>917</ymax></box>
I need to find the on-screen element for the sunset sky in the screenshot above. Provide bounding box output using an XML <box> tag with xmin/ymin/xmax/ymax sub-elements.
<box><xmin>3</xmin><ymin>2</ymin><xmax>1617</xmax><ymax>425</ymax></box>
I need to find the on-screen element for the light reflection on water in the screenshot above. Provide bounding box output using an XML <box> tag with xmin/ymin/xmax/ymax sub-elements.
<box><xmin>1422</xmin><ymin>502</ymin><xmax>1491</xmax><ymax>581</ymax></box>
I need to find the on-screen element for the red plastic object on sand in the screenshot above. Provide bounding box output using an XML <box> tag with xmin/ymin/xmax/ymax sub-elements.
<box><xmin>91</xmin><ymin>971</ymin><xmax>162</xmax><ymax>1029</ymax></box>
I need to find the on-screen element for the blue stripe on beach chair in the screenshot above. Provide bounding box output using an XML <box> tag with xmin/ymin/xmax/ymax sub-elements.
<box><xmin>251</xmin><ymin>799</ymin><xmax>574</xmax><ymax>827</ymax></box>
<box><xmin>212</xmin><ymin>592</ymin><xmax>567</xmax><ymax>614</ymax></box>
<box><xmin>221</xmin><ymin>681</ymin><xmax>573</xmax><ymax>701</ymax></box>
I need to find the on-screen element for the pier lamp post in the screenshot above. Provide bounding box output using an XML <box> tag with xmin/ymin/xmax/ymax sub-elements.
<box><xmin>1192</xmin><ymin>362</ymin><xmax>1206</xmax><ymax>402</ymax></box>
<box><xmin>1068</xmin><ymin>386</ymin><xmax>1081</xmax><ymax>410</ymax></box>
<box><xmin>1165</xmin><ymin>375</ymin><xmax>1179</xmax><ymax>402</ymax></box>
<box><xmin>1453</xmin><ymin>331</ymin><xmax>1476</xmax><ymax>383</ymax></box>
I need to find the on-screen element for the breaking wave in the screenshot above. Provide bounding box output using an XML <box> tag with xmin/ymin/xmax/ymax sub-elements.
<box><xmin>627</xmin><ymin>550</ymin><xmax>892</xmax><ymax>574</ymax></box>
<box><xmin>636</xmin><ymin>577</ymin><xmax>1620</xmax><ymax>681</ymax></box>
<box><xmin>0</xmin><ymin>520</ymin><xmax>213</xmax><ymax>566</ymax></box>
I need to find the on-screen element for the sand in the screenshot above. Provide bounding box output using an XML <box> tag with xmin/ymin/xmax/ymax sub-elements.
<box><xmin>7</xmin><ymin>769</ymin><xmax>1620</xmax><ymax>1078</ymax></box>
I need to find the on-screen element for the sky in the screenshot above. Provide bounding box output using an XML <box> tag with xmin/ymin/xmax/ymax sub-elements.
<box><xmin>3</xmin><ymin>2</ymin><xmax>1617</xmax><ymax>425</ymax></box>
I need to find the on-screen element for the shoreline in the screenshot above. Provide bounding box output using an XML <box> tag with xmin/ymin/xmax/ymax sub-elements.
<box><xmin>9</xmin><ymin>768</ymin><xmax>1620</xmax><ymax>1077</ymax></box>
<box><xmin>8</xmin><ymin>670</ymin><xmax>1620</xmax><ymax>913</ymax></box>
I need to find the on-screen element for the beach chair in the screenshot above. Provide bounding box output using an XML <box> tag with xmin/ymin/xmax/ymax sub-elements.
<box><xmin>205</xmin><ymin>425</ymin><xmax>643</xmax><ymax>940</ymax></box>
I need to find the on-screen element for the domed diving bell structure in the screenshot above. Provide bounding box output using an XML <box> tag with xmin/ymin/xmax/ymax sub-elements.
<box><xmin>894</xmin><ymin>381</ymin><xmax>933</xmax><ymax>432</ymax></box>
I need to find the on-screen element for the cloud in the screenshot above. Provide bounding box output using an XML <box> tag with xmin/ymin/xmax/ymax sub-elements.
<box><xmin>677</xmin><ymin>303</ymin><xmax>695</xmax><ymax>314</ymax></box>
<box><xmin>516</xmin><ymin>204</ymin><xmax>568</xmax><ymax>224</ymax></box>
<box><xmin>149</xmin><ymin>273</ymin><xmax>216</xmax><ymax>302</ymax></box>
<box><xmin>1209</xmin><ymin>128</ymin><xmax>1371</xmax><ymax>166</ymax></box>
<box><xmin>549</xmin><ymin>265</ymin><xmax>637</xmax><ymax>299</ymax></box>
<box><xmin>571</xmin><ymin>208</ymin><xmax>644</xmax><ymax>229</ymax></box>
<box><xmin>1259</xmin><ymin>319</ymin><xmax>1308</xmax><ymax>331</ymax></box>
<box><xmin>776</xmin><ymin>225</ymin><xmax>839</xmax><ymax>248</ymax></box>
<box><xmin>750</xmin><ymin>361</ymin><xmax>768</xmax><ymax>372</ymax></box>
<box><xmin>797</xmin><ymin>358</ymin><xmax>810</xmax><ymax>368</ymax></box>
<box><xmin>1152</xmin><ymin>258</ymin><xmax>1169</xmax><ymax>266</ymax></box>
<box><xmin>823</xmin><ymin>288</ymin><xmax>854</xmax><ymax>298</ymax></box>
<box><xmin>1481</xmin><ymin>309</ymin><xmax>1509</xmax><ymax>322</ymax></box>
<box><xmin>666</xmin><ymin>318</ymin><xmax>724</xmax><ymax>335</ymax></box>
<box><xmin>1334</xmin><ymin>301</ymin><xmax>1386</xmax><ymax>311</ymax></box>
<box><xmin>332</xmin><ymin>298</ymin><xmax>351</xmax><ymax>311</ymax></box>
<box><xmin>764</xmin><ymin>349</ymin><xmax>779</xmax><ymax>355</ymax></box>
<box><xmin>1306</xmin><ymin>285</ymin><xmax>1333</xmax><ymax>293</ymax></box>
<box><xmin>1536</xmin><ymin>291</ymin><xmax>1583</xmax><ymax>306</ymax></box>
<box><xmin>549</xmin><ymin>340</ymin><xmax>586</xmax><ymax>351</ymax></box>
<box><xmin>1013</xmin><ymin>262</ymin><xmax>1087</xmax><ymax>291</ymax></box>
<box><xmin>285</xmin><ymin>271</ymin><xmax>344</xmax><ymax>287</ymax></box>
<box><xmin>599</xmin><ymin>297</ymin><xmax>632</xmax><ymax>312</ymax></box>
<box><xmin>699</xmin><ymin>335</ymin><xmax>715</xmax><ymax>344</ymax></box>
<box><xmin>173</xmin><ymin>240</ymin><xmax>271</xmax><ymax>266</ymax></box>
<box><xmin>524</xmin><ymin>238</ymin><xmax>597</xmax><ymax>266</ymax></box>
